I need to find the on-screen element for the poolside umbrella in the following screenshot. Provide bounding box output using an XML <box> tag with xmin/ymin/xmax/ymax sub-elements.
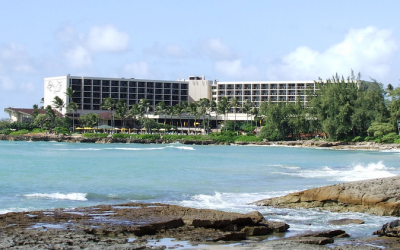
<box><xmin>76</xmin><ymin>127</ymin><xmax>83</xmax><ymax>130</ymax></box>
<box><xmin>97</xmin><ymin>125</ymin><xmax>114</xmax><ymax>129</ymax></box>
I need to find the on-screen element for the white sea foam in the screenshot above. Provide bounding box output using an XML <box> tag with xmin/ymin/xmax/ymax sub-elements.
<box><xmin>23</xmin><ymin>193</ymin><xmax>88</xmax><ymax>201</ymax></box>
<box><xmin>58</xmin><ymin>148</ymin><xmax>102</xmax><ymax>151</ymax></box>
<box><xmin>166</xmin><ymin>145</ymin><xmax>195</xmax><ymax>150</ymax></box>
<box><xmin>281</xmin><ymin>161</ymin><xmax>396</xmax><ymax>182</ymax></box>
<box><xmin>111</xmin><ymin>147</ymin><xmax>165</xmax><ymax>151</ymax></box>
<box><xmin>179</xmin><ymin>191</ymin><xmax>295</xmax><ymax>211</ymax></box>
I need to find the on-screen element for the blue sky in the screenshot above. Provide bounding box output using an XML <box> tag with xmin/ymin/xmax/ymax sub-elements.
<box><xmin>1</xmin><ymin>0</ymin><xmax>400</xmax><ymax>118</ymax></box>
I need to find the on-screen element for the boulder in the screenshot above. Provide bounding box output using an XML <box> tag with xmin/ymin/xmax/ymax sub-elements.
<box><xmin>254</xmin><ymin>176</ymin><xmax>400</xmax><ymax>216</ymax></box>
<box><xmin>328</xmin><ymin>218</ymin><xmax>365</xmax><ymax>225</ymax></box>
<box><xmin>373</xmin><ymin>220</ymin><xmax>400</xmax><ymax>237</ymax></box>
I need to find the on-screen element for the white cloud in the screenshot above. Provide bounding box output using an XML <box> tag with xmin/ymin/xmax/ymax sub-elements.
<box><xmin>19</xmin><ymin>82</ymin><xmax>35</xmax><ymax>92</ymax></box>
<box><xmin>266</xmin><ymin>26</ymin><xmax>398</xmax><ymax>80</ymax></box>
<box><xmin>144</xmin><ymin>43</ymin><xmax>188</xmax><ymax>58</ymax></box>
<box><xmin>60</xmin><ymin>24</ymin><xmax>129</xmax><ymax>68</ymax></box>
<box><xmin>215</xmin><ymin>60</ymin><xmax>260</xmax><ymax>80</ymax></box>
<box><xmin>200</xmin><ymin>38</ymin><xmax>237</xmax><ymax>61</ymax></box>
<box><xmin>64</xmin><ymin>46</ymin><xmax>92</xmax><ymax>68</ymax></box>
<box><xmin>0</xmin><ymin>42</ymin><xmax>35</xmax><ymax>73</ymax></box>
<box><xmin>123</xmin><ymin>61</ymin><xmax>150</xmax><ymax>78</ymax></box>
<box><xmin>85</xmin><ymin>25</ymin><xmax>129</xmax><ymax>52</ymax></box>
<box><xmin>0</xmin><ymin>75</ymin><xmax>14</xmax><ymax>90</ymax></box>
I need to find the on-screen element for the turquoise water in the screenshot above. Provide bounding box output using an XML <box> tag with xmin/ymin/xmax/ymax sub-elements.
<box><xmin>1</xmin><ymin>140</ymin><xmax>399</xmax><ymax>239</ymax></box>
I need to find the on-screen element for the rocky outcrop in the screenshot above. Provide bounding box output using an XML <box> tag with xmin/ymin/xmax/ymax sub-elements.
<box><xmin>328</xmin><ymin>218</ymin><xmax>365</xmax><ymax>225</ymax></box>
<box><xmin>373</xmin><ymin>220</ymin><xmax>400</xmax><ymax>237</ymax></box>
<box><xmin>254</xmin><ymin>176</ymin><xmax>400</xmax><ymax>216</ymax></box>
<box><xmin>0</xmin><ymin>202</ymin><xmax>289</xmax><ymax>249</ymax></box>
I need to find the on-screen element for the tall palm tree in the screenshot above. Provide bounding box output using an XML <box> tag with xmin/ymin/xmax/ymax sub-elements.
<box><xmin>128</xmin><ymin>104</ymin><xmax>141</xmax><ymax>129</ymax></box>
<box><xmin>154</xmin><ymin>102</ymin><xmax>166</xmax><ymax>125</ymax></box>
<box><xmin>64</xmin><ymin>87</ymin><xmax>75</xmax><ymax>104</ymax></box>
<box><xmin>197</xmin><ymin>98</ymin><xmax>210</xmax><ymax>134</ymax></box>
<box><xmin>52</xmin><ymin>96</ymin><xmax>65</xmax><ymax>113</ymax></box>
<box><xmin>115</xmin><ymin>100</ymin><xmax>129</xmax><ymax>128</ymax></box>
<box><xmin>173</xmin><ymin>103</ymin><xmax>184</xmax><ymax>134</ymax></box>
<box><xmin>230</xmin><ymin>97</ymin><xmax>239</xmax><ymax>131</ymax></box>
<box><xmin>217</xmin><ymin>97</ymin><xmax>230</xmax><ymax>131</ymax></box>
<box><xmin>209</xmin><ymin>100</ymin><xmax>217</xmax><ymax>131</ymax></box>
<box><xmin>138</xmin><ymin>99</ymin><xmax>151</xmax><ymax>132</ymax></box>
<box><xmin>242</xmin><ymin>99</ymin><xmax>252</xmax><ymax>124</ymax></box>
<box><xmin>67</xmin><ymin>102</ymin><xmax>78</xmax><ymax>132</ymax></box>
<box><xmin>101</xmin><ymin>97</ymin><xmax>116</xmax><ymax>129</ymax></box>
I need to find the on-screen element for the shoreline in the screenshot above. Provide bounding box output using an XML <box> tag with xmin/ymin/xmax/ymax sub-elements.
<box><xmin>1</xmin><ymin>134</ymin><xmax>400</xmax><ymax>151</ymax></box>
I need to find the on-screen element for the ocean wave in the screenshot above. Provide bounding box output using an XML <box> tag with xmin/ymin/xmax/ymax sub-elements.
<box><xmin>179</xmin><ymin>191</ymin><xmax>296</xmax><ymax>211</ymax></box>
<box><xmin>110</xmin><ymin>147</ymin><xmax>165</xmax><ymax>151</ymax></box>
<box><xmin>58</xmin><ymin>148</ymin><xmax>102</xmax><ymax>151</ymax></box>
<box><xmin>166</xmin><ymin>145</ymin><xmax>195</xmax><ymax>150</ymax></box>
<box><xmin>23</xmin><ymin>193</ymin><xmax>88</xmax><ymax>201</ymax></box>
<box><xmin>281</xmin><ymin>161</ymin><xmax>396</xmax><ymax>182</ymax></box>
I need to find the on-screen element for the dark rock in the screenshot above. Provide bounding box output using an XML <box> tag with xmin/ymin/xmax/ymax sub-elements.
<box><xmin>328</xmin><ymin>218</ymin><xmax>365</xmax><ymax>225</ymax></box>
<box><xmin>264</xmin><ymin>221</ymin><xmax>290</xmax><ymax>232</ymax></box>
<box><xmin>288</xmin><ymin>236</ymin><xmax>334</xmax><ymax>245</ymax></box>
<box><xmin>373</xmin><ymin>219</ymin><xmax>400</xmax><ymax>237</ymax></box>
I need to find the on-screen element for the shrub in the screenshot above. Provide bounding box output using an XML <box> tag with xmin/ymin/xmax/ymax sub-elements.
<box><xmin>234</xmin><ymin>136</ymin><xmax>263</xmax><ymax>142</ymax></box>
<box><xmin>30</xmin><ymin>128</ymin><xmax>47</xmax><ymax>133</ymax></box>
<box><xmin>54</xmin><ymin>127</ymin><xmax>70</xmax><ymax>135</ymax></box>
<box><xmin>351</xmin><ymin>136</ymin><xmax>364</xmax><ymax>142</ymax></box>
<box><xmin>381</xmin><ymin>132</ymin><xmax>400</xmax><ymax>143</ymax></box>
<box><xmin>210</xmin><ymin>135</ymin><xmax>237</xmax><ymax>144</ymax></box>
<box><xmin>9</xmin><ymin>129</ymin><xmax>30</xmax><ymax>135</ymax></box>
<box><xmin>82</xmin><ymin>133</ymin><xmax>108</xmax><ymax>138</ymax></box>
<box><xmin>0</xmin><ymin>129</ymin><xmax>12</xmax><ymax>135</ymax></box>
<box><xmin>112</xmin><ymin>133</ymin><xmax>136</xmax><ymax>139</ymax></box>
<box><xmin>137</xmin><ymin>134</ymin><xmax>161</xmax><ymax>140</ymax></box>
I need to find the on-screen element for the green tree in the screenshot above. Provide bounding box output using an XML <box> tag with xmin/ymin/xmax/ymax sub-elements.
<box><xmin>66</xmin><ymin>102</ymin><xmax>78</xmax><ymax>132</ymax></box>
<box><xmin>79</xmin><ymin>113</ymin><xmax>99</xmax><ymax>128</ymax></box>
<box><xmin>173</xmin><ymin>103</ymin><xmax>184</xmax><ymax>134</ymax></box>
<box><xmin>101</xmin><ymin>97</ymin><xmax>117</xmax><ymax>128</ymax></box>
<box><xmin>217</xmin><ymin>97</ymin><xmax>231</xmax><ymax>131</ymax></box>
<box><xmin>114</xmin><ymin>100</ymin><xmax>129</xmax><ymax>127</ymax></box>
<box><xmin>230</xmin><ymin>97</ymin><xmax>239</xmax><ymax>131</ymax></box>
<box><xmin>52</xmin><ymin>96</ymin><xmax>65</xmax><ymax>113</ymax></box>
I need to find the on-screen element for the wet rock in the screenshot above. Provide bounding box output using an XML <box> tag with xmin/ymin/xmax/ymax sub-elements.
<box><xmin>264</xmin><ymin>221</ymin><xmax>290</xmax><ymax>232</ymax></box>
<box><xmin>254</xmin><ymin>176</ymin><xmax>400</xmax><ymax>216</ymax></box>
<box><xmin>328</xmin><ymin>218</ymin><xmax>365</xmax><ymax>225</ymax></box>
<box><xmin>373</xmin><ymin>219</ymin><xmax>400</xmax><ymax>237</ymax></box>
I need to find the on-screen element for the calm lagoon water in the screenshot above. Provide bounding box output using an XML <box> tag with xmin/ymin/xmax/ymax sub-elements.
<box><xmin>1</xmin><ymin>140</ymin><xmax>399</xmax><ymax>239</ymax></box>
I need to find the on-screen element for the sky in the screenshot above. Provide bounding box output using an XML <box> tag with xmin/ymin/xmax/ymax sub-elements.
<box><xmin>1</xmin><ymin>0</ymin><xmax>400</xmax><ymax>118</ymax></box>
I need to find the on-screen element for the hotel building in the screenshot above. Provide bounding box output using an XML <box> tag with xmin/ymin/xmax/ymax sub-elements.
<box><xmin>5</xmin><ymin>75</ymin><xmax>315</xmax><ymax>126</ymax></box>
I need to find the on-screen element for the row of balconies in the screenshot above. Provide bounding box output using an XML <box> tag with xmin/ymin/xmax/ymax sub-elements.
<box><xmin>71</xmin><ymin>79</ymin><xmax>188</xmax><ymax>89</ymax></box>
<box><xmin>215</xmin><ymin>90</ymin><xmax>305</xmax><ymax>96</ymax></box>
<box><xmin>217</xmin><ymin>84</ymin><xmax>310</xmax><ymax>90</ymax></box>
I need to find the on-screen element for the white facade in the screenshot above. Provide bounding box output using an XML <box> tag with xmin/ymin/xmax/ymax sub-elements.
<box><xmin>43</xmin><ymin>75</ymin><xmax>315</xmax><ymax>119</ymax></box>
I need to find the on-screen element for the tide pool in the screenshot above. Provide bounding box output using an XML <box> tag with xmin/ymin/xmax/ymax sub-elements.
<box><xmin>1</xmin><ymin>140</ymin><xmax>399</xmax><ymax>239</ymax></box>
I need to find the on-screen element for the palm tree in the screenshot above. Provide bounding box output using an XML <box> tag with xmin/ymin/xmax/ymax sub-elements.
<box><xmin>230</xmin><ymin>97</ymin><xmax>239</xmax><ymax>131</ymax></box>
<box><xmin>217</xmin><ymin>97</ymin><xmax>230</xmax><ymax>131</ymax></box>
<box><xmin>64</xmin><ymin>87</ymin><xmax>75</xmax><ymax>104</ymax></box>
<box><xmin>173</xmin><ymin>103</ymin><xmax>184</xmax><ymax>134</ymax></box>
<box><xmin>138</xmin><ymin>99</ymin><xmax>151</xmax><ymax>132</ymax></box>
<box><xmin>155</xmin><ymin>102</ymin><xmax>166</xmax><ymax>125</ymax></box>
<box><xmin>187</xmin><ymin>102</ymin><xmax>199</xmax><ymax>134</ymax></box>
<box><xmin>165</xmin><ymin>106</ymin><xmax>175</xmax><ymax>133</ymax></box>
<box><xmin>67</xmin><ymin>102</ymin><xmax>78</xmax><ymax>132</ymax></box>
<box><xmin>197</xmin><ymin>98</ymin><xmax>210</xmax><ymax>134</ymax></box>
<box><xmin>128</xmin><ymin>104</ymin><xmax>141</xmax><ymax>129</ymax></box>
<box><xmin>209</xmin><ymin>100</ymin><xmax>217</xmax><ymax>131</ymax></box>
<box><xmin>115</xmin><ymin>100</ymin><xmax>129</xmax><ymax>128</ymax></box>
<box><xmin>101</xmin><ymin>97</ymin><xmax>116</xmax><ymax>129</ymax></box>
<box><xmin>242</xmin><ymin>99</ymin><xmax>252</xmax><ymax>124</ymax></box>
<box><xmin>52</xmin><ymin>96</ymin><xmax>65</xmax><ymax>113</ymax></box>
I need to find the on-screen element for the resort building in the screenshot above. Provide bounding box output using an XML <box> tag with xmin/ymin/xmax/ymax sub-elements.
<box><xmin>5</xmin><ymin>74</ymin><xmax>315</xmax><ymax>129</ymax></box>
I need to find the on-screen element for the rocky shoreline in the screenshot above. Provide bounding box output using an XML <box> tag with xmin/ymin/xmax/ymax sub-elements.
<box><xmin>1</xmin><ymin>201</ymin><xmax>398</xmax><ymax>250</ymax></box>
<box><xmin>2</xmin><ymin>134</ymin><xmax>400</xmax><ymax>150</ymax></box>
<box><xmin>2</xmin><ymin>176</ymin><xmax>400</xmax><ymax>249</ymax></box>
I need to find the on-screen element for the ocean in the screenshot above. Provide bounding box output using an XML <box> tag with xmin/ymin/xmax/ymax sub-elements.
<box><xmin>1</xmin><ymin>140</ymin><xmax>399</xmax><ymax>240</ymax></box>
